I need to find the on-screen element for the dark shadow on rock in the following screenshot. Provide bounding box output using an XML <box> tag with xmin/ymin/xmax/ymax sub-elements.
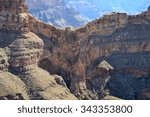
<box><xmin>0</xmin><ymin>30</ymin><xmax>21</xmax><ymax>48</ymax></box>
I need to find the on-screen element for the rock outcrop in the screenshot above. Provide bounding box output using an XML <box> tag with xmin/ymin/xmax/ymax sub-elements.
<box><xmin>1</xmin><ymin>0</ymin><xmax>150</xmax><ymax>100</ymax></box>
<box><xmin>27</xmin><ymin>5</ymin><xmax>150</xmax><ymax>100</ymax></box>
<box><xmin>0</xmin><ymin>0</ymin><xmax>76</xmax><ymax>100</ymax></box>
<box><xmin>0</xmin><ymin>48</ymin><xmax>29</xmax><ymax>100</ymax></box>
<box><xmin>0</xmin><ymin>0</ymin><xmax>28</xmax><ymax>32</ymax></box>
<box><xmin>77</xmin><ymin>7</ymin><xmax>150</xmax><ymax>99</ymax></box>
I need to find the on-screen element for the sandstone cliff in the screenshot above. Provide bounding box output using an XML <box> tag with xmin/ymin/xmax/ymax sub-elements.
<box><xmin>27</xmin><ymin>6</ymin><xmax>150</xmax><ymax>99</ymax></box>
<box><xmin>0</xmin><ymin>0</ymin><xmax>76</xmax><ymax>100</ymax></box>
<box><xmin>1</xmin><ymin>0</ymin><xmax>150</xmax><ymax>100</ymax></box>
<box><xmin>76</xmin><ymin>8</ymin><xmax>150</xmax><ymax>99</ymax></box>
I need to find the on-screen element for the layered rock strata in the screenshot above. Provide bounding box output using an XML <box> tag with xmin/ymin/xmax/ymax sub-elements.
<box><xmin>29</xmin><ymin>6</ymin><xmax>150</xmax><ymax>99</ymax></box>
<box><xmin>0</xmin><ymin>48</ymin><xmax>29</xmax><ymax>99</ymax></box>
<box><xmin>77</xmin><ymin>8</ymin><xmax>150</xmax><ymax>99</ymax></box>
<box><xmin>1</xmin><ymin>0</ymin><xmax>150</xmax><ymax>100</ymax></box>
<box><xmin>0</xmin><ymin>0</ymin><xmax>76</xmax><ymax>100</ymax></box>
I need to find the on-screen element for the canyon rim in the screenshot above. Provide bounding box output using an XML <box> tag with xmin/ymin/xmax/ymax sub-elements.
<box><xmin>0</xmin><ymin>0</ymin><xmax>150</xmax><ymax>100</ymax></box>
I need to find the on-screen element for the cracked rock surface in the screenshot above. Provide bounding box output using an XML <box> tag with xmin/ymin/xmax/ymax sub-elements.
<box><xmin>1</xmin><ymin>0</ymin><xmax>150</xmax><ymax>100</ymax></box>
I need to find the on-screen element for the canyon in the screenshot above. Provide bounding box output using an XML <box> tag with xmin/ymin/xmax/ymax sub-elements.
<box><xmin>26</xmin><ymin>0</ymin><xmax>86</xmax><ymax>28</ymax></box>
<box><xmin>0</xmin><ymin>0</ymin><xmax>150</xmax><ymax>100</ymax></box>
<box><xmin>0</xmin><ymin>0</ymin><xmax>76</xmax><ymax>100</ymax></box>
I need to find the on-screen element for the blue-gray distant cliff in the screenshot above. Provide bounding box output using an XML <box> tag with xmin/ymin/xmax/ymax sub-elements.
<box><xmin>26</xmin><ymin>0</ymin><xmax>86</xmax><ymax>28</ymax></box>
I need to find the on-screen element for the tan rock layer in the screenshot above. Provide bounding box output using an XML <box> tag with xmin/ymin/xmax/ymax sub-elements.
<box><xmin>1</xmin><ymin>0</ymin><xmax>150</xmax><ymax>99</ymax></box>
<box><xmin>27</xmin><ymin>6</ymin><xmax>150</xmax><ymax>99</ymax></box>
<box><xmin>0</xmin><ymin>0</ymin><xmax>77</xmax><ymax>100</ymax></box>
<box><xmin>0</xmin><ymin>0</ymin><xmax>29</xmax><ymax>32</ymax></box>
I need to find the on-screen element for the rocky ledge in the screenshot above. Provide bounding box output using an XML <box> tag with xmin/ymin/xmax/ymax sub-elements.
<box><xmin>29</xmin><ymin>5</ymin><xmax>150</xmax><ymax>99</ymax></box>
<box><xmin>0</xmin><ymin>0</ymin><xmax>150</xmax><ymax>100</ymax></box>
<box><xmin>0</xmin><ymin>0</ymin><xmax>76</xmax><ymax>100</ymax></box>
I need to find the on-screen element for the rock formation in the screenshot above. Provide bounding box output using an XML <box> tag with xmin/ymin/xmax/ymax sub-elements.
<box><xmin>0</xmin><ymin>48</ymin><xmax>29</xmax><ymax>100</ymax></box>
<box><xmin>26</xmin><ymin>0</ymin><xmax>86</xmax><ymax>28</ymax></box>
<box><xmin>32</xmin><ymin>6</ymin><xmax>150</xmax><ymax>100</ymax></box>
<box><xmin>0</xmin><ymin>0</ymin><xmax>28</xmax><ymax>32</ymax></box>
<box><xmin>28</xmin><ymin>6</ymin><xmax>150</xmax><ymax>100</ymax></box>
<box><xmin>0</xmin><ymin>0</ymin><xmax>76</xmax><ymax>100</ymax></box>
<box><xmin>77</xmin><ymin>7</ymin><xmax>150</xmax><ymax>99</ymax></box>
<box><xmin>0</xmin><ymin>0</ymin><xmax>150</xmax><ymax>100</ymax></box>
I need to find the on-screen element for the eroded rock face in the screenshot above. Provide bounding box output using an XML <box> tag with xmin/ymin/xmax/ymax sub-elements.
<box><xmin>28</xmin><ymin>6</ymin><xmax>150</xmax><ymax>99</ymax></box>
<box><xmin>28</xmin><ymin>16</ymin><xmax>90</xmax><ymax>99</ymax></box>
<box><xmin>0</xmin><ymin>0</ymin><xmax>29</xmax><ymax>32</ymax></box>
<box><xmin>86</xmin><ymin>60</ymin><xmax>112</xmax><ymax>99</ymax></box>
<box><xmin>0</xmin><ymin>0</ymin><xmax>76</xmax><ymax>100</ymax></box>
<box><xmin>0</xmin><ymin>48</ymin><xmax>29</xmax><ymax>100</ymax></box>
<box><xmin>0</xmin><ymin>48</ymin><xmax>8</xmax><ymax>71</ymax></box>
<box><xmin>7</xmin><ymin>32</ymin><xmax>44</xmax><ymax>73</ymax></box>
<box><xmin>77</xmin><ymin>7</ymin><xmax>150</xmax><ymax>99</ymax></box>
<box><xmin>1</xmin><ymin>0</ymin><xmax>150</xmax><ymax>100</ymax></box>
